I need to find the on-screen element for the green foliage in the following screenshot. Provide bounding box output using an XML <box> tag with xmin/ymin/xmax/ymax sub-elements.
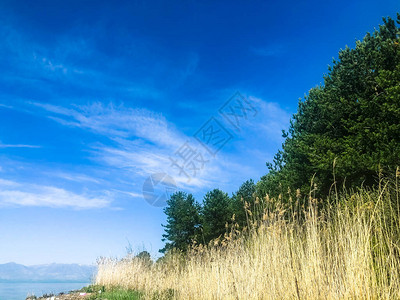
<box><xmin>160</xmin><ymin>13</ymin><xmax>400</xmax><ymax>255</ymax></box>
<box><xmin>136</xmin><ymin>250</ymin><xmax>151</xmax><ymax>260</ymax></box>
<box><xmin>160</xmin><ymin>191</ymin><xmax>201</xmax><ymax>253</ymax></box>
<box><xmin>201</xmin><ymin>189</ymin><xmax>233</xmax><ymax>243</ymax></box>
<box><xmin>230</xmin><ymin>179</ymin><xmax>256</xmax><ymax>227</ymax></box>
<box><xmin>86</xmin><ymin>286</ymin><xmax>176</xmax><ymax>300</ymax></box>
<box><xmin>86</xmin><ymin>287</ymin><xmax>142</xmax><ymax>299</ymax></box>
<box><xmin>259</xmin><ymin>14</ymin><xmax>400</xmax><ymax>198</ymax></box>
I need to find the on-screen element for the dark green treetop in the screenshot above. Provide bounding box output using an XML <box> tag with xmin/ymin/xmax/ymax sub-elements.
<box><xmin>201</xmin><ymin>188</ymin><xmax>233</xmax><ymax>243</ymax></box>
<box><xmin>230</xmin><ymin>179</ymin><xmax>256</xmax><ymax>227</ymax></box>
<box><xmin>258</xmin><ymin>14</ymin><xmax>400</xmax><ymax>198</ymax></box>
<box><xmin>160</xmin><ymin>191</ymin><xmax>201</xmax><ymax>253</ymax></box>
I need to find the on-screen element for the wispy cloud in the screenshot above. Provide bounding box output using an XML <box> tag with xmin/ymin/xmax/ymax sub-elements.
<box><xmin>0</xmin><ymin>20</ymin><xmax>202</xmax><ymax>104</ymax></box>
<box><xmin>32</xmin><ymin>102</ymin><xmax>186</xmax><ymax>149</ymax></box>
<box><xmin>0</xmin><ymin>23</ymin><xmax>160</xmax><ymax>105</ymax></box>
<box><xmin>31</xmin><ymin>101</ymin><xmax>229</xmax><ymax>189</ymax></box>
<box><xmin>247</xmin><ymin>96</ymin><xmax>291</xmax><ymax>141</ymax></box>
<box><xmin>0</xmin><ymin>104</ymin><xmax>13</xmax><ymax>109</ymax></box>
<box><xmin>29</xmin><ymin>97</ymin><xmax>290</xmax><ymax>193</ymax></box>
<box><xmin>0</xmin><ymin>143</ymin><xmax>41</xmax><ymax>149</ymax></box>
<box><xmin>0</xmin><ymin>179</ymin><xmax>111</xmax><ymax>209</ymax></box>
<box><xmin>42</xmin><ymin>171</ymin><xmax>101</xmax><ymax>184</ymax></box>
<box><xmin>32</xmin><ymin>102</ymin><xmax>184</xmax><ymax>158</ymax></box>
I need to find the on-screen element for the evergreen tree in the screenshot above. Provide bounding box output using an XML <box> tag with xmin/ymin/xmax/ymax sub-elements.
<box><xmin>231</xmin><ymin>179</ymin><xmax>256</xmax><ymax>227</ymax></box>
<box><xmin>160</xmin><ymin>191</ymin><xmax>201</xmax><ymax>253</ymax></box>
<box><xmin>201</xmin><ymin>189</ymin><xmax>233</xmax><ymax>243</ymax></box>
<box><xmin>258</xmin><ymin>14</ymin><xmax>400</xmax><ymax>199</ymax></box>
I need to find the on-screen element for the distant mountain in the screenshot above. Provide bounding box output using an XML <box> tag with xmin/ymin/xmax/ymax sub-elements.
<box><xmin>0</xmin><ymin>262</ymin><xmax>96</xmax><ymax>282</ymax></box>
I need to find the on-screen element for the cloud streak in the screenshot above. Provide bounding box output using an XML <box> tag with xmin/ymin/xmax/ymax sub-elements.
<box><xmin>0</xmin><ymin>179</ymin><xmax>111</xmax><ymax>209</ymax></box>
<box><xmin>0</xmin><ymin>143</ymin><xmax>41</xmax><ymax>149</ymax></box>
<box><xmin>32</xmin><ymin>102</ymin><xmax>186</xmax><ymax>149</ymax></box>
<box><xmin>29</xmin><ymin>97</ymin><xmax>290</xmax><ymax>194</ymax></box>
<box><xmin>30</xmin><ymin>101</ymin><xmax>236</xmax><ymax>189</ymax></box>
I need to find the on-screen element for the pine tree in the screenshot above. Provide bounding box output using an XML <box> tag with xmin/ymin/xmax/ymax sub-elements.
<box><xmin>259</xmin><ymin>14</ymin><xmax>400</xmax><ymax>198</ymax></box>
<box><xmin>160</xmin><ymin>191</ymin><xmax>201</xmax><ymax>253</ymax></box>
<box><xmin>230</xmin><ymin>179</ymin><xmax>256</xmax><ymax>228</ymax></box>
<box><xmin>201</xmin><ymin>189</ymin><xmax>233</xmax><ymax>243</ymax></box>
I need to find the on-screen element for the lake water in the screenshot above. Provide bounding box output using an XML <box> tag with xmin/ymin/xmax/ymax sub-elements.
<box><xmin>0</xmin><ymin>282</ymin><xmax>89</xmax><ymax>300</ymax></box>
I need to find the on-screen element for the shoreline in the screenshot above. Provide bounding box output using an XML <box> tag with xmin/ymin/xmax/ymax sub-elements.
<box><xmin>27</xmin><ymin>291</ymin><xmax>92</xmax><ymax>300</ymax></box>
<box><xmin>25</xmin><ymin>285</ymin><xmax>99</xmax><ymax>300</ymax></box>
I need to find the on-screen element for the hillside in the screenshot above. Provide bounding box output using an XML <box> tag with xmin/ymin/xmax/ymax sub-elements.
<box><xmin>0</xmin><ymin>262</ymin><xmax>96</xmax><ymax>282</ymax></box>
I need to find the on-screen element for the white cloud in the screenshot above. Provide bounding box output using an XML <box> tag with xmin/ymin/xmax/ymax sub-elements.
<box><xmin>42</xmin><ymin>171</ymin><xmax>101</xmax><ymax>184</ymax></box>
<box><xmin>247</xmin><ymin>96</ymin><xmax>291</xmax><ymax>141</ymax></box>
<box><xmin>0</xmin><ymin>179</ymin><xmax>111</xmax><ymax>209</ymax></box>
<box><xmin>0</xmin><ymin>143</ymin><xmax>41</xmax><ymax>149</ymax></box>
<box><xmin>0</xmin><ymin>104</ymin><xmax>13</xmax><ymax>109</ymax></box>
<box><xmin>32</xmin><ymin>102</ymin><xmax>186</xmax><ymax>149</ymax></box>
<box><xmin>92</xmin><ymin>138</ymin><xmax>212</xmax><ymax>189</ymax></box>
<box><xmin>0</xmin><ymin>179</ymin><xmax>19</xmax><ymax>187</ymax></box>
<box><xmin>113</xmin><ymin>190</ymin><xmax>143</xmax><ymax>199</ymax></box>
<box><xmin>29</xmin><ymin>97</ymin><xmax>290</xmax><ymax>194</ymax></box>
<box><xmin>32</xmin><ymin>102</ymin><xmax>206</xmax><ymax>187</ymax></box>
<box><xmin>0</xmin><ymin>20</ymin><xmax>292</xmax><ymax>201</ymax></box>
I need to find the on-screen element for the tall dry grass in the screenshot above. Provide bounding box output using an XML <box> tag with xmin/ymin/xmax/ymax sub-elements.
<box><xmin>95</xmin><ymin>181</ymin><xmax>400</xmax><ymax>299</ymax></box>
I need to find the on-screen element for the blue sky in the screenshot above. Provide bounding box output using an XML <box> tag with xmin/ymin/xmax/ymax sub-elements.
<box><xmin>0</xmin><ymin>0</ymin><xmax>399</xmax><ymax>265</ymax></box>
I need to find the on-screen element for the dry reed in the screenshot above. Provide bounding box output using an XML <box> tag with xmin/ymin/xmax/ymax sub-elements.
<box><xmin>95</xmin><ymin>183</ymin><xmax>400</xmax><ymax>299</ymax></box>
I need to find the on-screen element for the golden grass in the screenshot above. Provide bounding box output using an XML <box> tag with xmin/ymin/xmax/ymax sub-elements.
<box><xmin>95</xmin><ymin>185</ymin><xmax>400</xmax><ymax>299</ymax></box>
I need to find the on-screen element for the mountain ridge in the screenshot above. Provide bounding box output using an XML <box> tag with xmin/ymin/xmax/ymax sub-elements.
<box><xmin>0</xmin><ymin>262</ymin><xmax>96</xmax><ymax>282</ymax></box>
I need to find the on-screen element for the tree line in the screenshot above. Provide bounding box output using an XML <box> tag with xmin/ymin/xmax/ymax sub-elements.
<box><xmin>160</xmin><ymin>179</ymin><xmax>255</xmax><ymax>253</ymax></box>
<box><xmin>161</xmin><ymin>14</ymin><xmax>400</xmax><ymax>253</ymax></box>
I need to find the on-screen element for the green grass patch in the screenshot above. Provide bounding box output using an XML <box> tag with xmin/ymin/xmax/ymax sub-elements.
<box><xmin>85</xmin><ymin>287</ymin><xmax>142</xmax><ymax>300</ymax></box>
<box><xmin>82</xmin><ymin>285</ymin><xmax>176</xmax><ymax>299</ymax></box>
<box><xmin>80</xmin><ymin>285</ymin><xmax>106</xmax><ymax>293</ymax></box>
